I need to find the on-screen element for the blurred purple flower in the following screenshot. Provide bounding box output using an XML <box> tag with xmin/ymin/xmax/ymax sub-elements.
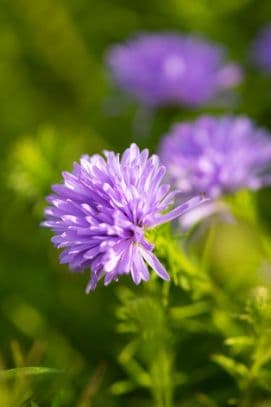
<box><xmin>43</xmin><ymin>144</ymin><xmax>203</xmax><ymax>291</ymax></box>
<box><xmin>159</xmin><ymin>116</ymin><xmax>271</xmax><ymax>199</ymax></box>
<box><xmin>251</xmin><ymin>25</ymin><xmax>271</xmax><ymax>73</ymax></box>
<box><xmin>107</xmin><ymin>33</ymin><xmax>242</xmax><ymax>108</ymax></box>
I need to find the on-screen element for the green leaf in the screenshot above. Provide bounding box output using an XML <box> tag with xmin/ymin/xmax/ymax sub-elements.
<box><xmin>212</xmin><ymin>354</ymin><xmax>248</xmax><ymax>379</ymax></box>
<box><xmin>225</xmin><ymin>336</ymin><xmax>254</xmax><ymax>349</ymax></box>
<box><xmin>110</xmin><ymin>380</ymin><xmax>137</xmax><ymax>395</ymax></box>
<box><xmin>0</xmin><ymin>366</ymin><xmax>62</xmax><ymax>379</ymax></box>
<box><xmin>170</xmin><ymin>301</ymin><xmax>210</xmax><ymax>321</ymax></box>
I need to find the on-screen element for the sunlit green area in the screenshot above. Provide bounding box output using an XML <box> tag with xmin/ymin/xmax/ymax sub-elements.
<box><xmin>1</xmin><ymin>0</ymin><xmax>271</xmax><ymax>406</ymax></box>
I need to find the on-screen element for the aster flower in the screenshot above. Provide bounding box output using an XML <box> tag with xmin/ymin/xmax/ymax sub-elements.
<box><xmin>159</xmin><ymin>116</ymin><xmax>271</xmax><ymax>199</ymax></box>
<box><xmin>42</xmin><ymin>144</ymin><xmax>203</xmax><ymax>291</ymax></box>
<box><xmin>107</xmin><ymin>33</ymin><xmax>242</xmax><ymax>108</ymax></box>
<box><xmin>251</xmin><ymin>25</ymin><xmax>271</xmax><ymax>74</ymax></box>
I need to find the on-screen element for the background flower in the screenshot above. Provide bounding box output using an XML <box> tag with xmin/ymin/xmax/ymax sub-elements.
<box><xmin>159</xmin><ymin>115</ymin><xmax>271</xmax><ymax>198</ymax></box>
<box><xmin>107</xmin><ymin>33</ymin><xmax>242</xmax><ymax>108</ymax></box>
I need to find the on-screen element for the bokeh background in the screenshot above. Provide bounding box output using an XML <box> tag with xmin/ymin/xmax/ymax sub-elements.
<box><xmin>1</xmin><ymin>0</ymin><xmax>271</xmax><ymax>406</ymax></box>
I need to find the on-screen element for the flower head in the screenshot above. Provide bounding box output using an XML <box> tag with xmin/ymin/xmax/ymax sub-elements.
<box><xmin>107</xmin><ymin>33</ymin><xmax>242</xmax><ymax>108</ymax></box>
<box><xmin>159</xmin><ymin>116</ymin><xmax>271</xmax><ymax>199</ymax></box>
<box><xmin>251</xmin><ymin>25</ymin><xmax>271</xmax><ymax>74</ymax></box>
<box><xmin>43</xmin><ymin>144</ymin><xmax>202</xmax><ymax>291</ymax></box>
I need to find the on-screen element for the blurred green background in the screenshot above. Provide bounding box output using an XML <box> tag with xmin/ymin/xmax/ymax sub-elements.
<box><xmin>1</xmin><ymin>0</ymin><xmax>271</xmax><ymax>406</ymax></box>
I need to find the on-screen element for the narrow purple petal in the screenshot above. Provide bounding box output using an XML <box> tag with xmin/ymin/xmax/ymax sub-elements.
<box><xmin>149</xmin><ymin>196</ymin><xmax>207</xmax><ymax>227</ymax></box>
<box><xmin>141</xmin><ymin>249</ymin><xmax>170</xmax><ymax>281</ymax></box>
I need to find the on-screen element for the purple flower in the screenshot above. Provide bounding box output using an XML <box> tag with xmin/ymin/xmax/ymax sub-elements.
<box><xmin>159</xmin><ymin>116</ymin><xmax>271</xmax><ymax>199</ymax></box>
<box><xmin>42</xmin><ymin>144</ymin><xmax>203</xmax><ymax>291</ymax></box>
<box><xmin>251</xmin><ymin>25</ymin><xmax>271</xmax><ymax>74</ymax></box>
<box><xmin>107</xmin><ymin>33</ymin><xmax>242</xmax><ymax>108</ymax></box>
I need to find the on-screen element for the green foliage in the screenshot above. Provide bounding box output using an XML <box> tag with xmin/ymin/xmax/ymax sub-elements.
<box><xmin>7</xmin><ymin>126</ymin><xmax>107</xmax><ymax>209</ymax></box>
<box><xmin>113</xmin><ymin>286</ymin><xmax>178</xmax><ymax>407</ymax></box>
<box><xmin>146</xmin><ymin>223</ymin><xmax>209</xmax><ymax>294</ymax></box>
<box><xmin>212</xmin><ymin>287</ymin><xmax>271</xmax><ymax>406</ymax></box>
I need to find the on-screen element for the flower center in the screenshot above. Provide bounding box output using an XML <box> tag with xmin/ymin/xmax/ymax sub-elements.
<box><xmin>163</xmin><ymin>55</ymin><xmax>186</xmax><ymax>79</ymax></box>
<box><xmin>129</xmin><ymin>224</ymin><xmax>145</xmax><ymax>244</ymax></box>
